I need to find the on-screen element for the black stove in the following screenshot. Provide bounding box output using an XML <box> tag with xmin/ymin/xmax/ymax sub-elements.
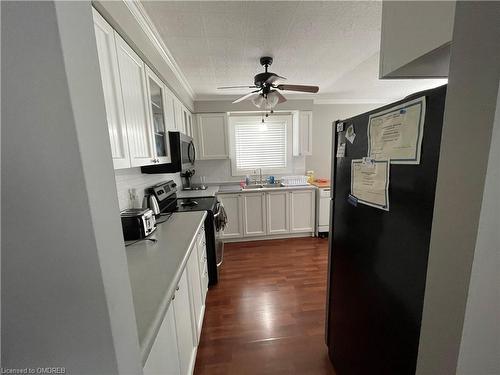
<box><xmin>147</xmin><ymin>180</ymin><xmax>221</xmax><ymax>286</ymax></box>
<box><xmin>175</xmin><ymin>197</ymin><xmax>217</xmax><ymax>212</ymax></box>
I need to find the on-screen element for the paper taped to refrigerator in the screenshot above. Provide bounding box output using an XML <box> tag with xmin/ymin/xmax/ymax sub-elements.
<box><xmin>351</xmin><ymin>159</ymin><xmax>390</xmax><ymax>211</ymax></box>
<box><xmin>367</xmin><ymin>96</ymin><xmax>426</xmax><ymax>164</ymax></box>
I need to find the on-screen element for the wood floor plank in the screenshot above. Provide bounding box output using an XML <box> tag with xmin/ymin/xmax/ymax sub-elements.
<box><xmin>194</xmin><ymin>237</ymin><xmax>336</xmax><ymax>375</ymax></box>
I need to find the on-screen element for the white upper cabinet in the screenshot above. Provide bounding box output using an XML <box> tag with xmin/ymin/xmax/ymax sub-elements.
<box><xmin>114</xmin><ymin>32</ymin><xmax>155</xmax><ymax>167</ymax></box>
<box><xmin>145</xmin><ymin>66</ymin><xmax>171</xmax><ymax>164</ymax></box>
<box><xmin>92</xmin><ymin>9</ymin><xmax>130</xmax><ymax>169</ymax></box>
<box><xmin>196</xmin><ymin>113</ymin><xmax>229</xmax><ymax>160</ymax></box>
<box><xmin>292</xmin><ymin>111</ymin><xmax>313</xmax><ymax>156</ymax></box>
<box><xmin>299</xmin><ymin>111</ymin><xmax>313</xmax><ymax>156</ymax></box>
<box><xmin>173</xmin><ymin>98</ymin><xmax>185</xmax><ymax>134</ymax></box>
<box><xmin>163</xmin><ymin>88</ymin><xmax>176</xmax><ymax>132</ymax></box>
<box><xmin>290</xmin><ymin>189</ymin><xmax>315</xmax><ymax>233</ymax></box>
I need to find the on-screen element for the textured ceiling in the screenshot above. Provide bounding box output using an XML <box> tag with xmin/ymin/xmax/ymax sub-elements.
<box><xmin>141</xmin><ymin>1</ymin><xmax>447</xmax><ymax>101</ymax></box>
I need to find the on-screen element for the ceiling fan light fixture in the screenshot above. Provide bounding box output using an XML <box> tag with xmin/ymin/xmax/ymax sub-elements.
<box><xmin>252</xmin><ymin>94</ymin><xmax>265</xmax><ymax>109</ymax></box>
<box><xmin>266</xmin><ymin>91</ymin><xmax>280</xmax><ymax>108</ymax></box>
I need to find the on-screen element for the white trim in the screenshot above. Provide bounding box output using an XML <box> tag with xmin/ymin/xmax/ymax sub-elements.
<box><xmin>124</xmin><ymin>0</ymin><xmax>195</xmax><ymax>100</ymax></box>
<box><xmin>194</xmin><ymin>94</ymin><xmax>396</xmax><ymax>104</ymax></box>
<box><xmin>222</xmin><ymin>232</ymin><xmax>314</xmax><ymax>243</ymax></box>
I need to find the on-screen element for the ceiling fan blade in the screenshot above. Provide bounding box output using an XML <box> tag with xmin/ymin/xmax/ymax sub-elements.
<box><xmin>265</xmin><ymin>74</ymin><xmax>286</xmax><ymax>85</ymax></box>
<box><xmin>218</xmin><ymin>85</ymin><xmax>258</xmax><ymax>89</ymax></box>
<box><xmin>274</xmin><ymin>90</ymin><xmax>287</xmax><ymax>104</ymax></box>
<box><xmin>276</xmin><ymin>84</ymin><xmax>319</xmax><ymax>93</ymax></box>
<box><xmin>232</xmin><ymin>90</ymin><xmax>260</xmax><ymax>104</ymax></box>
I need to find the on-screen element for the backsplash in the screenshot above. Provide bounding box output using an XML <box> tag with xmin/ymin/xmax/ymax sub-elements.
<box><xmin>192</xmin><ymin>158</ymin><xmax>306</xmax><ymax>184</ymax></box>
<box><xmin>114</xmin><ymin>168</ymin><xmax>181</xmax><ymax>210</ymax></box>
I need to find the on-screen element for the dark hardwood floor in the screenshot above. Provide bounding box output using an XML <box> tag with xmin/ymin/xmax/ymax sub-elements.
<box><xmin>194</xmin><ymin>237</ymin><xmax>336</xmax><ymax>375</ymax></box>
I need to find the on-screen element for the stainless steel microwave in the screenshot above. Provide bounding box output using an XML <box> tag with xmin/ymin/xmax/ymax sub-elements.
<box><xmin>141</xmin><ymin>131</ymin><xmax>195</xmax><ymax>174</ymax></box>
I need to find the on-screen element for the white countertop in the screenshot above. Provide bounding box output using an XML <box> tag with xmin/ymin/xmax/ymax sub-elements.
<box><xmin>125</xmin><ymin>211</ymin><xmax>206</xmax><ymax>364</ymax></box>
<box><xmin>216</xmin><ymin>184</ymin><xmax>316</xmax><ymax>194</ymax></box>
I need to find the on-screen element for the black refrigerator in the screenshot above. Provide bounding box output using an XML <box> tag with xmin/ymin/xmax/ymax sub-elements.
<box><xmin>326</xmin><ymin>85</ymin><xmax>447</xmax><ymax>375</ymax></box>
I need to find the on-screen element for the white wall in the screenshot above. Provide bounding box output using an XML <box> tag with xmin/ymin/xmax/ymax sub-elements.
<box><xmin>416</xmin><ymin>2</ymin><xmax>500</xmax><ymax>374</ymax></box>
<box><xmin>380</xmin><ymin>1</ymin><xmax>455</xmax><ymax>78</ymax></box>
<box><xmin>456</xmin><ymin>82</ymin><xmax>500</xmax><ymax>375</ymax></box>
<box><xmin>306</xmin><ymin>103</ymin><xmax>382</xmax><ymax>179</ymax></box>
<box><xmin>2</xmin><ymin>2</ymin><xmax>141</xmax><ymax>373</ymax></box>
<box><xmin>115</xmin><ymin>168</ymin><xmax>181</xmax><ymax>210</ymax></box>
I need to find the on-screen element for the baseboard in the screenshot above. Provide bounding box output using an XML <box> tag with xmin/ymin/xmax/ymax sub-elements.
<box><xmin>222</xmin><ymin>232</ymin><xmax>315</xmax><ymax>243</ymax></box>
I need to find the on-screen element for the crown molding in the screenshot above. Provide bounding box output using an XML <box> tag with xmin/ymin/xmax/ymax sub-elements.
<box><xmin>313</xmin><ymin>98</ymin><xmax>394</xmax><ymax>105</ymax></box>
<box><xmin>124</xmin><ymin>0</ymin><xmax>195</xmax><ymax>100</ymax></box>
<box><xmin>194</xmin><ymin>94</ymin><xmax>394</xmax><ymax>105</ymax></box>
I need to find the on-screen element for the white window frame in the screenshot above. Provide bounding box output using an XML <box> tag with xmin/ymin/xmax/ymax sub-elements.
<box><xmin>228</xmin><ymin>114</ymin><xmax>294</xmax><ymax>176</ymax></box>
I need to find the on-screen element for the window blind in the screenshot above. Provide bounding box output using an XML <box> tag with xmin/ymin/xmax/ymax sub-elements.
<box><xmin>234</xmin><ymin>121</ymin><xmax>287</xmax><ymax>171</ymax></box>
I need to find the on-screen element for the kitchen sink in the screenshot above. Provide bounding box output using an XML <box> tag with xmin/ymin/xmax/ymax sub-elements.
<box><xmin>261</xmin><ymin>183</ymin><xmax>284</xmax><ymax>188</ymax></box>
<box><xmin>242</xmin><ymin>183</ymin><xmax>284</xmax><ymax>190</ymax></box>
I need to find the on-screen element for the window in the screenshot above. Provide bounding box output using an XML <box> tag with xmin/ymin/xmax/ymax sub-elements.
<box><xmin>229</xmin><ymin>115</ymin><xmax>293</xmax><ymax>176</ymax></box>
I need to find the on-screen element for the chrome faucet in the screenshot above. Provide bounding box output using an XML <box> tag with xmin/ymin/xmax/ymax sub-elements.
<box><xmin>253</xmin><ymin>168</ymin><xmax>263</xmax><ymax>185</ymax></box>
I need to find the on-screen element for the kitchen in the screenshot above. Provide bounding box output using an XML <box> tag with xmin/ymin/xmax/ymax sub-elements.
<box><xmin>2</xmin><ymin>2</ymin><xmax>500</xmax><ymax>375</ymax></box>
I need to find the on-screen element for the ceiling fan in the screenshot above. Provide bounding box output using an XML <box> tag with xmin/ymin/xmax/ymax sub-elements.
<box><xmin>218</xmin><ymin>56</ymin><xmax>319</xmax><ymax>111</ymax></box>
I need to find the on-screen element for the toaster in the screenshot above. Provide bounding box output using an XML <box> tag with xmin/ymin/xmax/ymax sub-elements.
<box><xmin>120</xmin><ymin>208</ymin><xmax>156</xmax><ymax>241</ymax></box>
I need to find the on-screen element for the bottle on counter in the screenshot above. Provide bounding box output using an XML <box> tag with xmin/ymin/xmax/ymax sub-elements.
<box><xmin>306</xmin><ymin>170</ymin><xmax>315</xmax><ymax>184</ymax></box>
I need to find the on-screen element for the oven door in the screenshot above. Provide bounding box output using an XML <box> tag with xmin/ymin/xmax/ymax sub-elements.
<box><xmin>180</xmin><ymin>134</ymin><xmax>196</xmax><ymax>170</ymax></box>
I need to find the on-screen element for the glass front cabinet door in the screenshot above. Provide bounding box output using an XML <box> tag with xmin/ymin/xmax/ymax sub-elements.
<box><xmin>145</xmin><ymin>66</ymin><xmax>171</xmax><ymax>164</ymax></box>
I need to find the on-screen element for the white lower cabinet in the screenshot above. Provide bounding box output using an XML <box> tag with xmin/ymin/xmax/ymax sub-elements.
<box><xmin>173</xmin><ymin>268</ymin><xmax>196</xmax><ymax>375</ymax></box>
<box><xmin>144</xmin><ymin>225</ymin><xmax>207</xmax><ymax>375</ymax></box>
<box><xmin>290</xmin><ymin>189</ymin><xmax>315</xmax><ymax>232</ymax></box>
<box><xmin>219</xmin><ymin>189</ymin><xmax>315</xmax><ymax>240</ymax></box>
<box><xmin>218</xmin><ymin>194</ymin><xmax>244</xmax><ymax>239</ymax></box>
<box><xmin>187</xmin><ymin>242</ymin><xmax>203</xmax><ymax>343</ymax></box>
<box><xmin>266</xmin><ymin>191</ymin><xmax>290</xmax><ymax>234</ymax></box>
<box><xmin>242</xmin><ymin>193</ymin><xmax>267</xmax><ymax>237</ymax></box>
<box><xmin>143</xmin><ymin>303</ymin><xmax>181</xmax><ymax>375</ymax></box>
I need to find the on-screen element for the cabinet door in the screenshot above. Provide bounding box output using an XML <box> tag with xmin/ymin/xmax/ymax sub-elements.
<box><xmin>174</xmin><ymin>99</ymin><xmax>185</xmax><ymax>134</ymax></box>
<box><xmin>182</xmin><ymin>107</ymin><xmax>190</xmax><ymax>136</ymax></box>
<box><xmin>145</xmin><ymin>66</ymin><xmax>171</xmax><ymax>164</ymax></box>
<box><xmin>143</xmin><ymin>302</ymin><xmax>181</xmax><ymax>375</ymax></box>
<box><xmin>299</xmin><ymin>111</ymin><xmax>313</xmax><ymax>156</ymax></box>
<box><xmin>266</xmin><ymin>191</ymin><xmax>290</xmax><ymax>234</ymax></box>
<box><xmin>163</xmin><ymin>88</ymin><xmax>176</xmax><ymax>132</ymax></box>
<box><xmin>186</xmin><ymin>243</ymin><xmax>204</xmax><ymax>344</ymax></box>
<box><xmin>187</xmin><ymin>113</ymin><xmax>193</xmax><ymax>138</ymax></box>
<box><xmin>242</xmin><ymin>193</ymin><xmax>267</xmax><ymax>237</ymax></box>
<box><xmin>196</xmin><ymin>114</ymin><xmax>229</xmax><ymax>160</ymax></box>
<box><xmin>218</xmin><ymin>194</ymin><xmax>243</xmax><ymax>239</ymax></box>
<box><xmin>173</xmin><ymin>268</ymin><xmax>196</xmax><ymax>375</ymax></box>
<box><xmin>115</xmin><ymin>32</ymin><xmax>155</xmax><ymax>167</ymax></box>
<box><xmin>92</xmin><ymin>9</ymin><xmax>130</xmax><ymax>169</ymax></box>
<box><xmin>290</xmin><ymin>190</ymin><xmax>315</xmax><ymax>233</ymax></box>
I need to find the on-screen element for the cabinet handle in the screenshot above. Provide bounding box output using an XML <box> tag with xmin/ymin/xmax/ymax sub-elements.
<box><xmin>171</xmin><ymin>294</ymin><xmax>175</xmax><ymax>300</ymax></box>
<box><xmin>176</xmin><ymin>285</ymin><xmax>180</xmax><ymax>291</ymax></box>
